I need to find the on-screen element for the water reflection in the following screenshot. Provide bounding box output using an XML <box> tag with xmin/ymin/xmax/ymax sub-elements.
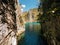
<box><xmin>18</xmin><ymin>22</ymin><xmax>46</xmax><ymax>45</ymax></box>
<box><xmin>25</xmin><ymin>22</ymin><xmax>41</xmax><ymax>45</ymax></box>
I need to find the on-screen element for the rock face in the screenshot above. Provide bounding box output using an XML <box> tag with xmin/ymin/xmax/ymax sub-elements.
<box><xmin>15</xmin><ymin>0</ymin><xmax>21</xmax><ymax>31</ymax></box>
<box><xmin>0</xmin><ymin>0</ymin><xmax>18</xmax><ymax>45</ymax></box>
<box><xmin>22</xmin><ymin>8</ymin><xmax>40</xmax><ymax>23</ymax></box>
<box><xmin>39</xmin><ymin>0</ymin><xmax>60</xmax><ymax>45</ymax></box>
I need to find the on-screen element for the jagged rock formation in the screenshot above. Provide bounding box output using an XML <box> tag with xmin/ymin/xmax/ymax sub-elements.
<box><xmin>15</xmin><ymin>1</ymin><xmax>25</xmax><ymax>36</ymax></box>
<box><xmin>21</xmin><ymin>8</ymin><xmax>41</xmax><ymax>23</ymax></box>
<box><xmin>0</xmin><ymin>0</ymin><xmax>19</xmax><ymax>45</ymax></box>
<box><xmin>15</xmin><ymin>0</ymin><xmax>21</xmax><ymax>31</ymax></box>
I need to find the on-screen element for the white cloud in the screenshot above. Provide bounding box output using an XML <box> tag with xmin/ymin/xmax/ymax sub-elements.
<box><xmin>21</xmin><ymin>8</ymin><xmax>23</xmax><ymax>12</ymax></box>
<box><xmin>21</xmin><ymin>4</ymin><xmax>26</xmax><ymax>8</ymax></box>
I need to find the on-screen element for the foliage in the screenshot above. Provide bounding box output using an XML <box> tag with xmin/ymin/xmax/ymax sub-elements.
<box><xmin>38</xmin><ymin>0</ymin><xmax>60</xmax><ymax>45</ymax></box>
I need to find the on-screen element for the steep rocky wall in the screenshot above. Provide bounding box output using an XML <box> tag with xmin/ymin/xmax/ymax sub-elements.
<box><xmin>39</xmin><ymin>0</ymin><xmax>60</xmax><ymax>45</ymax></box>
<box><xmin>0</xmin><ymin>0</ymin><xmax>18</xmax><ymax>45</ymax></box>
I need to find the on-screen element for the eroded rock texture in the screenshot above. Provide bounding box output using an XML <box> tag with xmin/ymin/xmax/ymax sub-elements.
<box><xmin>0</xmin><ymin>0</ymin><xmax>17</xmax><ymax>45</ymax></box>
<box><xmin>39</xmin><ymin>0</ymin><xmax>60</xmax><ymax>45</ymax></box>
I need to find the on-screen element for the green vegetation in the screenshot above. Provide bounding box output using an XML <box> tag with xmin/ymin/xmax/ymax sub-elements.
<box><xmin>38</xmin><ymin>0</ymin><xmax>60</xmax><ymax>45</ymax></box>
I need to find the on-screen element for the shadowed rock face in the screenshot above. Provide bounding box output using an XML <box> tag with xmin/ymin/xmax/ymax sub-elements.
<box><xmin>0</xmin><ymin>0</ymin><xmax>17</xmax><ymax>45</ymax></box>
<box><xmin>39</xmin><ymin>0</ymin><xmax>60</xmax><ymax>45</ymax></box>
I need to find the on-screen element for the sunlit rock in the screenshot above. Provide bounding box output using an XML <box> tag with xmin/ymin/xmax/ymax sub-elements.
<box><xmin>0</xmin><ymin>0</ymin><xmax>19</xmax><ymax>45</ymax></box>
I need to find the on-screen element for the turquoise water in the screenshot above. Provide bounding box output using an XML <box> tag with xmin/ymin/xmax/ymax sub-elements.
<box><xmin>24</xmin><ymin>22</ymin><xmax>41</xmax><ymax>45</ymax></box>
<box><xmin>18</xmin><ymin>22</ymin><xmax>47</xmax><ymax>45</ymax></box>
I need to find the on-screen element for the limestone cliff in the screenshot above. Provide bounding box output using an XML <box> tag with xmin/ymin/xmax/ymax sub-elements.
<box><xmin>0</xmin><ymin>0</ymin><xmax>20</xmax><ymax>45</ymax></box>
<box><xmin>21</xmin><ymin>8</ymin><xmax>42</xmax><ymax>23</ymax></box>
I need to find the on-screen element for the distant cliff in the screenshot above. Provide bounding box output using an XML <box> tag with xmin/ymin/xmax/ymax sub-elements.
<box><xmin>21</xmin><ymin>8</ymin><xmax>42</xmax><ymax>23</ymax></box>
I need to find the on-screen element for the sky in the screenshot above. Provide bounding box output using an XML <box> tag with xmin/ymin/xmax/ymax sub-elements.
<box><xmin>19</xmin><ymin>0</ymin><xmax>39</xmax><ymax>12</ymax></box>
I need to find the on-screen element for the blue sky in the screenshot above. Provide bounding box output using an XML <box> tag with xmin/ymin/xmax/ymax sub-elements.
<box><xmin>19</xmin><ymin>0</ymin><xmax>39</xmax><ymax>12</ymax></box>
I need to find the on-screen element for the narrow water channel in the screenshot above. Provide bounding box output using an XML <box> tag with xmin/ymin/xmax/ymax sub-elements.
<box><xmin>24</xmin><ymin>22</ymin><xmax>44</xmax><ymax>45</ymax></box>
<box><xmin>18</xmin><ymin>22</ymin><xmax>47</xmax><ymax>45</ymax></box>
